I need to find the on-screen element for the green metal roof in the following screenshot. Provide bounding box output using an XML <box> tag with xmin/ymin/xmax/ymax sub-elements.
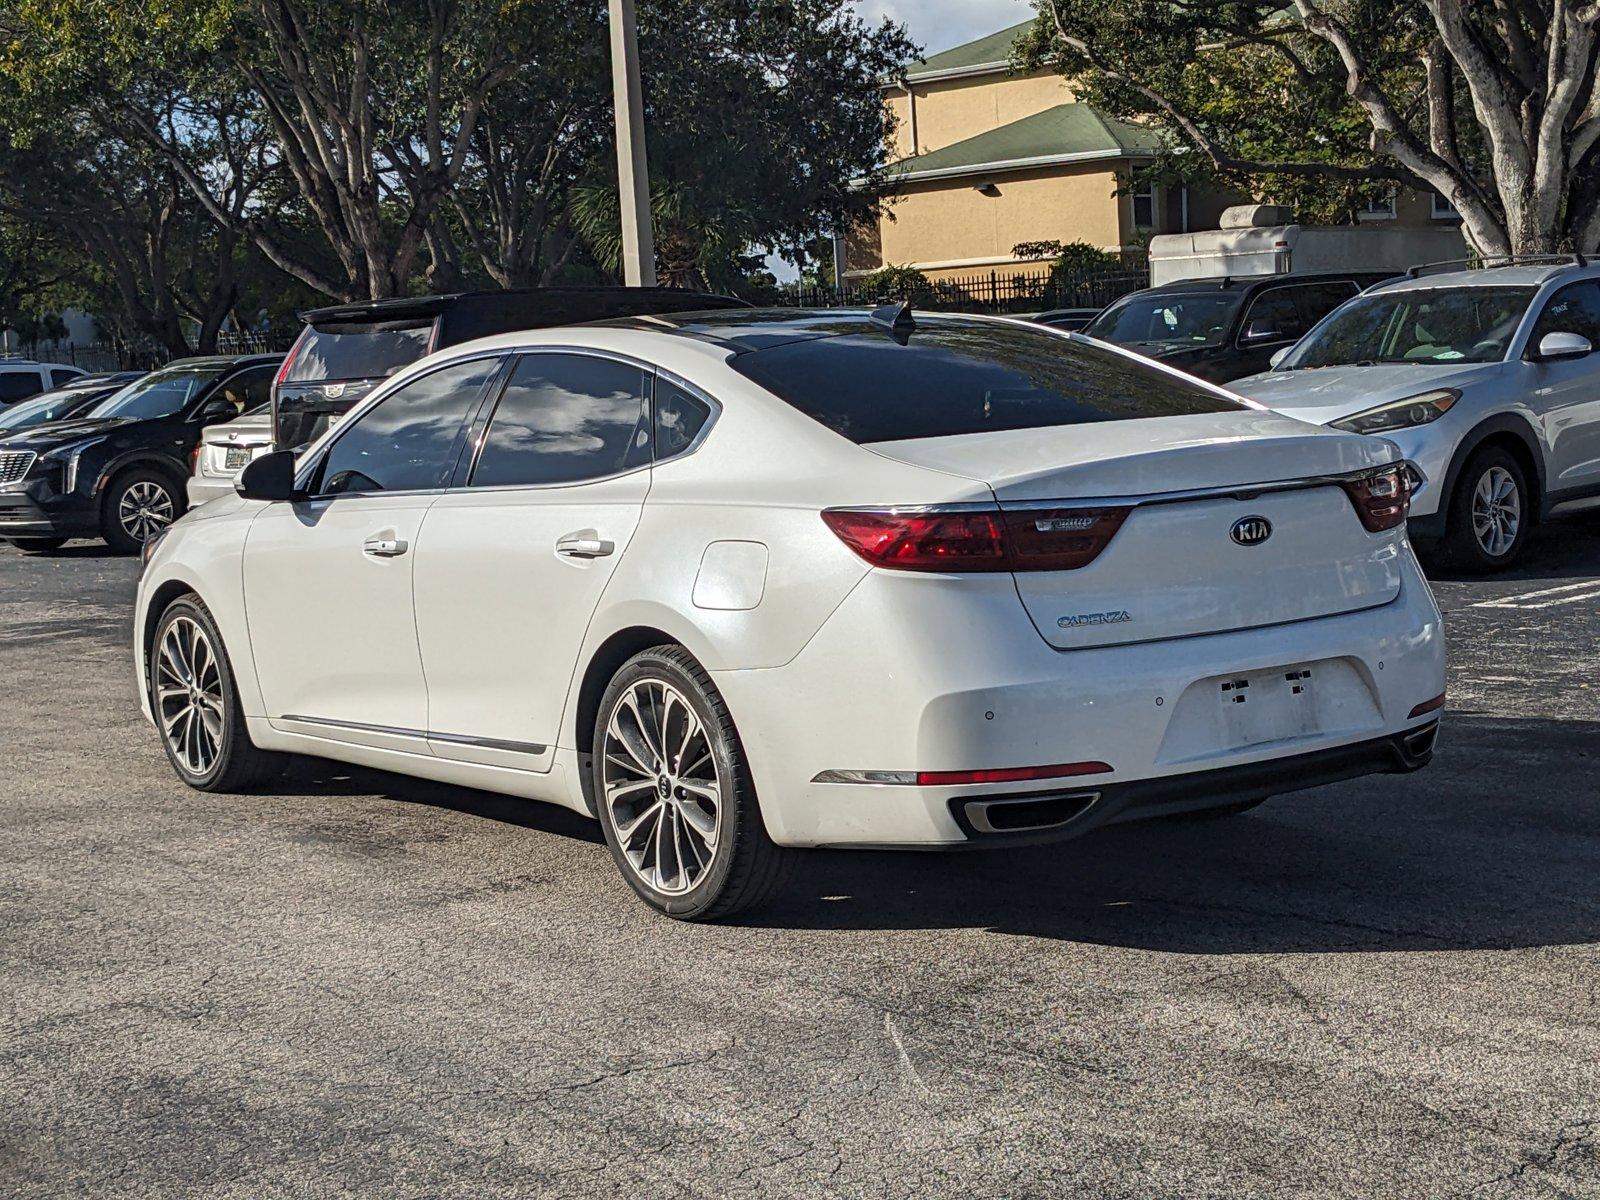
<box><xmin>906</xmin><ymin>20</ymin><xmax>1033</xmax><ymax>79</ymax></box>
<box><xmin>890</xmin><ymin>103</ymin><xmax>1166</xmax><ymax>180</ymax></box>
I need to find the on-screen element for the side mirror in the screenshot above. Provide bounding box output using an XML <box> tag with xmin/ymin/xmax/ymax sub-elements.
<box><xmin>1535</xmin><ymin>331</ymin><xmax>1592</xmax><ymax>361</ymax></box>
<box><xmin>1240</xmin><ymin>321</ymin><xmax>1283</xmax><ymax>346</ymax></box>
<box><xmin>194</xmin><ymin>397</ymin><xmax>238</xmax><ymax>423</ymax></box>
<box><xmin>235</xmin><ymin>449</ymin><xmax>301</xmax><ymax>502</ymax></box>
<box><xmin>1270</xmin><ymin>347</ymin><xmax>1292</xmax><ymax>369</ymax></box>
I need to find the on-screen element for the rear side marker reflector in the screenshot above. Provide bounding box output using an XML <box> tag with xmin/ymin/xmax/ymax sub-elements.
<box><xmin>813</xmin><ymin>762</ymin><xmax>1112</xmax><ymax>786</ymax></box>
<box><xmin>1408</xmin><ymin>692</ymin><xmax>1446</xmax><ymax>718</ymax></box>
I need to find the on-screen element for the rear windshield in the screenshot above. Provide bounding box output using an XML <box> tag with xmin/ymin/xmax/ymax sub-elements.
<box><xmin>287</xmin><ymin>322</ymin><xmax>433</xmax><ymax>383</ymax></box>
<box><xmin>729</xmin><ymin>321</ymin><xmax>1245</xmax><ymax>444</ymax></box>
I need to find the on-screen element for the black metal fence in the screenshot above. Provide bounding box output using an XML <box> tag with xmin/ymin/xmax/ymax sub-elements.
<box><xmin>4</xmin><ymin>330</ymin><xmax>294</xmax><ymax>373</ymax></box>
<box><xmin>769</xmin><ymin>264</ymin><xmax>1147</xmax><ymax>315</ymax></box>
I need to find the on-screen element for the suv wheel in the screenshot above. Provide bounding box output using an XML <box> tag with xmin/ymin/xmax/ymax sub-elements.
<box><xmin>103</xmin><ymin>468</ymin><xmax>183</xmax><ymax>555</ymax></box>
<box><xmin>591</xmin><ymin>645</ymin><xmax>796</xmax><ymax>921</ymax></box>
<box><xmin>150</xmin><ymin>596</ymin><xmax>284</xmax><ymax>791</ymax></box>
<box><xmin>1441</xmin><ymin>446</ymin><xmax>1530</xmax><ymax>572</ymax></box>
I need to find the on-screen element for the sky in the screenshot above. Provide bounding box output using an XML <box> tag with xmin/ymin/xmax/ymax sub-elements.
<box><xmin>766</xmin><ymin>1</ymin><xmax>1031</xmax><ymax>281</ymax></box>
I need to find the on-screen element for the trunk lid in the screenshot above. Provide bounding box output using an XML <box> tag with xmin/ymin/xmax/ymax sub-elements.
<box><xmin>870</xmin><ymin>412</ymin><xmax>1406</xmax><ymax>650</ymax></box>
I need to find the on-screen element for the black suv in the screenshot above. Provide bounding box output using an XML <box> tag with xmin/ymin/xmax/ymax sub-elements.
<box><xmin>0</xmin><ymin>354</ymin><xmax>279</xmax><ymax>554</ymax></box>
<box><xmin>1081</xmin><ymin>273</ymin><xmax>1393</xmax><ymax>384</ymax></box>
<box><xmin>275</xmin><ymin>286</ymin><xmax>750</xmax><ymax>448</ymax></box>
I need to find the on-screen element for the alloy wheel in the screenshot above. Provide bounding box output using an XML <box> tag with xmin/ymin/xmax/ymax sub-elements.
<box><xmin>1471</xmin><ymin>465</ymin><xmax>1521</xmax><ymax>558</ymax></box>
<box><xmin>119</xmin><ymin>480</ymin><xmax>175</xmax><ymax>544</ymax></box>
<box><xmin>155</xmin><ymin>615</ymin><xmax>225</xmax><ymax>777</ymax></box>
<box><xmin>601</xmin><ymin>678</ymin><xmax>722</xmax><ymax>896</ymax></box>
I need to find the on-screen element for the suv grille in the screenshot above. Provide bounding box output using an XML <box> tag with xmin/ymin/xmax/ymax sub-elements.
<box><xmin>0</xmin><ymin>450</ymin><xmax>36</xmax><ymax>485</ymax></box>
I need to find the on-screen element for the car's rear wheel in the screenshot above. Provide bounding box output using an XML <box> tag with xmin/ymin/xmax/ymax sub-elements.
<box><xmin>591</xmin><ymin>645</ymin><xmax>796</xmax><ymax>921</ymax></box>
<box><xmin>151</xmin><ymin>596</ymin><xmax>283</xmax><ymax>792</ymax></box>
<box><xmin>5</xmin><ymin>537</ymin><xmax>67</xmax><ymax>553</ymax></box>
<box><xmin>103</xmin><ymin>468</ymin><xmax>183</xmax><ymax>555</ymax></box>
<box><xmin>1440</xmin><ymin>446</ymin><xmax>1530</xmax><ymax>572</ymax></box>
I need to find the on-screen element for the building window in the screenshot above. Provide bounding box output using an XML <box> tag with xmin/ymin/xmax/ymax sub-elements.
<box><xmin>1358</xmin><ymin>191</ymin><xmax>1397</xmax><ymax>221</ymax></box>
<box><xmin>1431</xmin><ymin>190</ymin><xmax>1460</xmax><ymax>219</ymax></box>
<box><xmin>1133</xmin><ymin>181</ymin><xmax>1156</xmax><ymax>230</ymax></box>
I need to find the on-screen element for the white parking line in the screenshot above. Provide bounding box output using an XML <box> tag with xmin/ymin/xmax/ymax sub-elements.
<box><xmin>1473</xmin><ymin>579</ymin><xmax>1600</xmax><ymax>609</ymax></box>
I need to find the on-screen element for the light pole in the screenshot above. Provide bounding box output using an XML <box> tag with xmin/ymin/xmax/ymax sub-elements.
<box><xmin>608</xmin><ymin>0</ymin><xmax>657</xmax><ymax>287</ymax></box>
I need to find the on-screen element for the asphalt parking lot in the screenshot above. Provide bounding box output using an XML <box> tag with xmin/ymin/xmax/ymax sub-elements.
<box><xmin>3</xmin><ymin>521</ymin><xmax>1598</xmax><ymax>1200</ymax></box>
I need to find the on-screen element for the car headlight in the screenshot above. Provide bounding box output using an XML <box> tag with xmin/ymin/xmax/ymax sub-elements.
<box><xmin>44</xmin><ymin>436</ymin><xmax>106</xmax><ymax>493</ymax></box>
<box><xmin>1331</xmin><ymin>390</ymin><xmax>1459</xmax><ymax>435</ymax></box>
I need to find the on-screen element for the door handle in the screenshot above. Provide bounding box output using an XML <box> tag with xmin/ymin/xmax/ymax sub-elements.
<box><xmin>555</xmin><ymin>534</ymin><xmax>615</xmax><ymax>559</ymax></box>
<box><xmin>362</xmin><ymin>535</ymin><xmax>409</xmax><ymax>558</ymax></box>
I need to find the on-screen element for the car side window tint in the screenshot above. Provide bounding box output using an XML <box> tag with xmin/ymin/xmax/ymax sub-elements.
<box><xmin>1295</xmin><ymin>283</ymin><xmax>1359</xmax><ymax>326</ymax></box>
<box><xmin>654</xmin><ymin>378</ymin><xmax>712</xmax><ymax>460</ymax></box>
<box><xmin>469</xmin><ymin>353</ymin><xmax>650</xmax><ymax>488</ymax></box>
<box><xmin>1241</xmin><ymin>289</ymin><xmax>1307</xmax><ymax>342</ymax></box>
<box><xmin>214</xmin><ymin>366</ymin><xmax>276</xmax><ymax>417</ymax></box>
<box><xmin>49</xmin><ymin>368</ymin><xmax>79</xmax><ymax>388</ymax></box>
<box><xmin>1532</xmin><ymin>281</ymin><xmax>1600</xmax><ymax>346</ymax></box>
<box><xmin>0</xmin><ymin>373</ymin><xmax>38</xmax><ymax>402</ymax></box>
<box><xmin>319</xmin><ymin>357</ymin><xmax>498</xmax><ymax>495</ymax></box>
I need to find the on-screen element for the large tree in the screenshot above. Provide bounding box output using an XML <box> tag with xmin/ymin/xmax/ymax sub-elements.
<box><xmin>1025</xmin><ymin>0</ymin><xmax>1600</xmax><ymax>256</ymax></box>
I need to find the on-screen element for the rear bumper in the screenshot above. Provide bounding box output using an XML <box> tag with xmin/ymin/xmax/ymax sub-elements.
<box><xmin>714</xmin><ymin>551</ymin><xmax>1445</xmax><ymax>849</ymax></box>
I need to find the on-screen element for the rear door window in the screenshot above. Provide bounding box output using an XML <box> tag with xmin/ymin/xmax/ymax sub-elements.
<box><xmin>469</xmin><ymin>353</ymin><xmax>651</xmax><ymax>488</ymax></box>
<box><xmin>318</xmin><ymin>357</ymin><xmax>500</xmax><ymax>495</ymax></box>
<box><xmin>654</xmin><ymin>378</ymin><xmax>713</xmax><ymax>459</ymax></box>
<box><xmin>1294</xmin><ymin>282</ymin><xmax>1360</xmax><ymax>327</ymax></box>
<box><xmin>287</xmin><ymin>322</ymin><xmax>434</xmax><ymax>383</ymax></box>
<box><xmin>729</xmin><ymin>319</ymin><xmax>1243</xmax><ymax>445</ymax></box>
<box><xmin>49</xmin><ymin>368</ymin><xmax>80</xmax><ymax>388</ymax></box>
<box><xmin>0</xmin><ymin>371</ymin><xmax>40</xmax><ymax>402</ymax></box>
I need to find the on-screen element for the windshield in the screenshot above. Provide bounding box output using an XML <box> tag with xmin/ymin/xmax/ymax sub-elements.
<box><xmin>287</xmin><ymin>323</ymin><xmax>433</xmax><ymax>383</ymax></box>
<box><xmin>730</xmin><ymin>319</ymin><xmax>1245</xmax><ymax>445</ymax></box>
<box><xmin>88</xmin><ymin>366</ymin><xmax>224</xmax><ymax>420</ymax></box>
<box><xmin>1283</xmin><ymin>286</ymin><xmax>1535</xmax><ymax>368</ymax></box>
<box><xmin>0</xmin><ymin>389</ymin><xmax>97</xmax><ymax>432</ymax></box>
<box><xmin>1084</xmin><ymin>291</ymin><xmax>1242</xmax><ymax>348</ymax></box>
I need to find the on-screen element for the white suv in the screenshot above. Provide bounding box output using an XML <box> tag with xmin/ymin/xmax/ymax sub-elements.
<box><xmin>0</xmin><ymin>360</ymin><xmax>86</xmax><ymax>405</ymax></box>
<box><xmin>1233</xmin><ymin>259</ymin><xmax>1600</xmax><ymax>570</ymax></box>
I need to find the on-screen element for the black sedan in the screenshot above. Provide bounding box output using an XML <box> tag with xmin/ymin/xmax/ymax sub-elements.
<box><xmin>0</xmin><ymin>355</ymin><xmax>279</xmax><ymax>554</ymax></box>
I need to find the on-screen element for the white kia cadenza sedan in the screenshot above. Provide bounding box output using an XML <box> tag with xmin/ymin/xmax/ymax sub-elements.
<box><xmin>134</xmin><ymin>308</ymin><xmax>1446</xmax><ymax>920</ymax></box>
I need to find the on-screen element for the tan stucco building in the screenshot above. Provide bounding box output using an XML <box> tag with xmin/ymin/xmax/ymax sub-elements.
<box><xmin>850</xmin><ymin>21</ymin><xmax>1464</xmax><ymax>283</ymax></box>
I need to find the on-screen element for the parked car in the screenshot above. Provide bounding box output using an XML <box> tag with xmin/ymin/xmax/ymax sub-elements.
<box><xmin>0</xmin><ymin>378</ymin><xmax>134</xmax><ymax>435</ymax></box>
<box><xmin>188</xmin><ymin>406</ymin><xmax>272</xmax><ymax>506</ymax></box>
<box><xmin>1081</xmin><ymin>273</ymin><xmax>1393</xmax><ymax>383</ymax></box>
<box><xmin>0</xmin><ymin>359</ymin><xmax>86</xmax><ymax>404</ymax></box>
<box><xmin>1233</xmin><ymin>258</ymin><xmax>1600</xmax><ymax>571</ymax></box>
<box><xmin>274</xmin><ymin>286</ymin><xmax>751</xmax><ymax>449</ymax></box>
<box><xmin>0</xmin><ymin>354</ymin><xmax>278</xmax><ymax>554</ymax></box>
<box><xmin>136</xmin><ymin>307</ymin><xmax>1444</xmax><ymax>920</ymax></box>
<box><xmin>1032</xmin><ymin>307</ymin><xmax>1101</xmax><ymax>332</ymax></box>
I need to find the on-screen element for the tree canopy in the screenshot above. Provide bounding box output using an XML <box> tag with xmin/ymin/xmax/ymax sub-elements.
<box><xmin>1024</xmin><ymin>0</ymin><xmax>1600</xmax><ymax>256</ymax></box>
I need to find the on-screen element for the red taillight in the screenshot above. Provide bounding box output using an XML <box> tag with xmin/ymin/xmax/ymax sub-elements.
<box><xmin>1340</xmin><ymin>464</ymin><xmax>1410</xmax><ymax>532</ymax></box>
<box><xmin>275</xmin><ymin>326</ymin><xmax>309</xmax><ymax>388</ymax></box>
<box><xmin>916</xmin><ymin>761</ymin><xmax>1112</xmax><ymax>786</ymax></box>
<box><xmin>821</xmin><ymin>508</ymin><xmax>1010</xmax><ymax>572</ymax></box>
<box><xmin>189</xmin><ymin>442</ymin><xmax>202</xmax><ymax>475</ymax></box>
<box><xmin>1408</xmin><ymin>692</ymin><xmax>1446</xmax><ymax>718</ymax></box>
<box><xmin>821</xmin><ymin>505</ymin><xmax>1127</xmax><ymax>572</ymax></box>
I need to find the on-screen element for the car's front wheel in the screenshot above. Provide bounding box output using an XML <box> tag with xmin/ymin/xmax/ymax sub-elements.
<box><xmin>591</xmin><ymin>645</ymin><xmax>796</xmax><ymax>920</ymax></box>
<box><xmin>1440</xmin><ymin>446</ymin><xmax>1531</xmax><ymax>572</ymax></box>
<box><xmin>103</xmin><ymin>468</ymin><xmax>183</xmax><ymax>555</ymax></box>
<box><xmin>150</xmin><ymin>596</ymin><xmax>283</xmax><ymax>792</ymax></box>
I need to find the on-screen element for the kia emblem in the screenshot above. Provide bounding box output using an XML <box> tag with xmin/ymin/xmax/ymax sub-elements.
<box><xmin>1231</xmin><ymin>516</ymin><xmax>1273</xmax><ymax>546</ymax></box>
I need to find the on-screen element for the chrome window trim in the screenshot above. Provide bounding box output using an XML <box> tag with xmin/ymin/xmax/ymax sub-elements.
<box><xmin>824</xmin><ymin>463</ymin><xmax>1424</xmax><ymax>515</ymax></box>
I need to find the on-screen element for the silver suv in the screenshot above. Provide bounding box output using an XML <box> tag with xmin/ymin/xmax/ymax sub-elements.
<box><xmin>1234</xmin><ymin>258</ymin><xmax>1600</xmax><ymax>570</ymax></box>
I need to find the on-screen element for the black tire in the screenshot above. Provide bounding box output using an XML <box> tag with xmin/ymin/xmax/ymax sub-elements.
<box><xmin>150</xmin><ymin>595</ymin><xmax>285</xmax><ymax>792</ymax></box>
<box><xmin>101</xmin><ymin>467</ymin><xmax>185</xmax><ymax>555</ymax></box>
<box><xmin>5</xmin><ymin>537</ymin><xmax>67</xmax><ymax>553</ymax></box>
<box><xmin>1438</xmin><ymin>445</ymin><xmax>1531</xmax><ymax>573</ymax></box>
<box><xmin>591</xmin><ymin>644</ymin><xmax>797</xmax><ymax>921</ymax></box>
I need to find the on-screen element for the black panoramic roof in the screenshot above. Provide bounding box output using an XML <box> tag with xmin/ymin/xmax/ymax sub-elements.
<box><xmin>603</xmin><ymin>307</ymin><xmax>1003</xmax><ymax>352</ymax></box>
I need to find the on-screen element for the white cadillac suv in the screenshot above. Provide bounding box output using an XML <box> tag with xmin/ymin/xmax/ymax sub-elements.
<box><xmin>134</xmin><ymin>308</ymin><xmax>1446</xmax><ymax>920</ymax></box>
<box><xmin>1234</xmin><ymin>258</ymin><xmax>1600</xmax><ymax>571</ymax></box>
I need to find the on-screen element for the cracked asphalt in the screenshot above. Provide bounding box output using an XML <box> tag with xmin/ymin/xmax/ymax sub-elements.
<box><xmin>3</xmin><ymin>516</ymin><xmax>1599</xmax><ymax>1199</ymax></box>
